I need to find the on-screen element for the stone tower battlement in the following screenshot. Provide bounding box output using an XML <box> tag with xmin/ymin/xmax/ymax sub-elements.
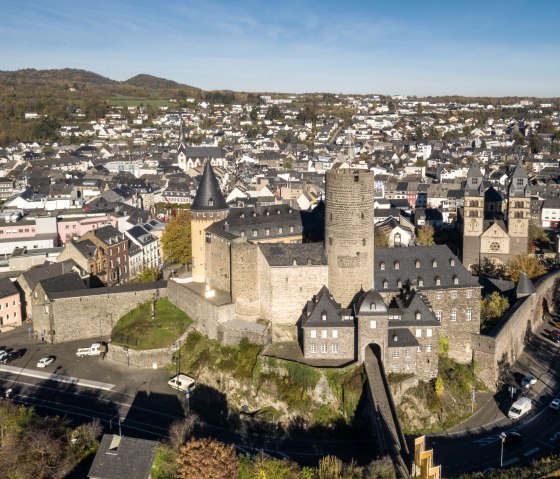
<box><xmin>325</xmin><ymin>167</ymin><xmax>375</xmax><ymax>307</ymax></box>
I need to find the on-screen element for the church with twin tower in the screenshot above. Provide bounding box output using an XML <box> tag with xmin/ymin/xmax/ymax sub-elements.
<box><xmin>188</xmin><ymin>160</ymin><xmax>480</xmax><ymax>380</ymax></box>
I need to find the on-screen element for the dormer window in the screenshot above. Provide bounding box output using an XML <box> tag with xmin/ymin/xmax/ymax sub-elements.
<box><xmin>453</xmin><ymin>276</ymin><xmax>459</xmax><ymax>285</ymax></box>
<box><xmin>394</xmin><ymin>261</ymin><xmax>400</xmax><ymax>270</ymax></box>
<box><xmin>252</xmin><ymin>229</ymin><xmax>258</xmax><ymax>237</ymax></box>
<box><xmin>370</xmin><ymin>302</ymin><xmax>376</xmax><ymax>311</ymax></box>
<box><xmin>432</xmin><ymin>260</ymin><xmax>437</xmax><ymax>268</ymax></box>
<box><xmin>416</xmin><ymin>312</ymin><xmax>421</xmax><ymax>320</ymax></box>
<box><xmin>278</xmin><ymin>226</ymin><xmax>283</xmax><ymax>234</ymax></box>
<box><xmin>240</xmin><ymin>230</ymin><xmax>245</xmax><ymax>237</ymax></box>
<box><xmin>380</xmin><ymin>262</ymin><xmax>385</xmax><ymax>271</ymax></box>
<box><xmin>383</xmin><ymin>280</ymin><xmax>388</xmax><ymax>289</ymax></box>
<box><xmin>265</xmin><ymin>210</ymin><xmax>270</xmax><ymax>216</ymax></box>
<box><xmin>321</xmin><ymin>312</ymin><xmax>327</xmax><ymax>321</ymax></box>
<box><xmin>415</xmin><ymin>260</ymin><xmax>420</xmax><ymax>268</ymax></box>
<box><xmin>265</xmin><ymin>227</ymin><xmax>270</xmax><ymax>236</ymax></box>
<box><xmin>418</xmin><ymin>278</ymin><xmax>424</xmax><ymax>287</ymax></box>
<box><xmin>435</xmin><ymin>277</ymin><xmax>441</xmax><ymax>286</ymax></box>
<box><xmin>450</xmin><ymin>259</ymin><xmax>455</xmax><ymax>266</ymax></box>
<box><xmin>277</xmin><ymin>210</ymin><xmax>281</xmax><ymax>215</ymax></box>
<box><xmin>397</xmin><ymin>280</ymin><xmax>402</xmax><ymax>288</ymax></box>
<box><xmin>208</xmin><ymin>198</ymin><xmax>214</xmax><ymax>207</ymax></box>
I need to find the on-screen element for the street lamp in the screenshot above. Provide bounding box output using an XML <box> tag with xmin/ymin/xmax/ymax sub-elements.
<box><xmin>499</xmin><ymin>432</ymin><xmax>507</xmax><ymax>467</ymax></box>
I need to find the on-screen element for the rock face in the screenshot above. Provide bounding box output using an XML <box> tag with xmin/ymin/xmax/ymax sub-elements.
<box><xmin>312</xmin><ymin>375</ymin><xmax>336</xmax><ymax>405</ymax></box>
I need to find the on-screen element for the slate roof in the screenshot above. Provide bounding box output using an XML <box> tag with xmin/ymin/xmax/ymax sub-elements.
<box><xmin>0</xmin><ymin>277</ymin><xmax>18</xmax><ymax>298</ymax></box>
<box><xmin>387</xmin><ymin>291</ymin><xmax>440</xmax><ymax>327</ymax></box>
<box><xmin>259</xmin><ymin>243</ymin><xmax>326</xmax><ymax>267</ymax></box>
<box><xmin>386</xmin><ymin>328</ymin><xmax>419</xmax><ymax>348</ymax></box>
<box><xmin>88</xmin><ymin>434</ymin><xmax>158</xmax><ymax>479</ymax></box>
<box><xmin>190</xmin><ymin>160</ymin><xmax>228</xmax><ymax>211</ymax></box>
<box><xmin>354</xmin><ymin>289</ymin><xmax>387</xmax><ymax>316</ymax></box>
<box><xmin>92</xmin><ymin>225</ymin><xmax>125</xmax><ymax>245</ymax></box>
<box><xmin>516</xmin><ymin>272</ymin><xmax>536</xmax><ymax>298</ymax></box>
<box><xmin>375</xmin><ymin>245</ymin><xmax>479</xmax><ymax>292</ymax></box>
<box><xmin>39</xmin><ymin>272</ymin><xmax>87</xmax><ymax>296</ymax></box>
<box><xmin>20</xmin><ymin>260</ymin><xmax>82</xmax><ymax>291</ymax></box>
<box><xmin>301</xmin><ymin>285</ymin><xmax>354</xmax><ymax>328</ymax></box>
<box><xmin>74</xmin><ymin>239</ymin><xmax>98</xmax><ymax>258</ymax></box>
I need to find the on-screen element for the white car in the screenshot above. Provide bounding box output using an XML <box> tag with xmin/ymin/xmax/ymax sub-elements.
<box><xmin>37</xmin><ymin>356</ymin><xmax>55</xmax><ymax>368</ymax></box>
<box><xmin>551</xmin><ymin>398</ymin><xmax>560</xmax><ymax>410</ymax></box>
<box><xmin>0</xmin><ymin>350</ymin><xmax>8</xmax><ymax>361</ymax></box>
<box><xmin>521</xmin><ymin>374</ymin><xmax>537</xmax><ymax>388</ymax></box>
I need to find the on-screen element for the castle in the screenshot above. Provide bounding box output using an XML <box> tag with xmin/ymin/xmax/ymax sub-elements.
<box><xmin>461</xmin><ymin>160</ymin><xmax>530</xmax><ymax>271</ymax></box>
<box><xmin>186</xmin><ymin>161</ymin><xmax>480</xmax><ymax>380</ymax></box>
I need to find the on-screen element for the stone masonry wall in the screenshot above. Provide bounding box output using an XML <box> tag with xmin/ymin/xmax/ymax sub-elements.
<box><xmin>205</xmin><ymin>233</ymin><xmax>232</xmax><ymax>293</ymax></box>
<box><xmin>262</xmin><ymin>260</ymin><xmax>329</xmax><ymax>341</ymax></box>
<box><xmin>473</xmin><ymin>270</ymin><xmax>560</xmax><ymax>390</ymax></box>
<box><xmin>167</xmin><ymin>280</ymin><xmax>235</xmax><ymax>340</ymax></box>
<box><xmin>107</xmin><ymin>343</ymin><xmax>174</xmax><ymax>369</ymax></box>
<box><xmin>46</xmin><ymin>285</ymin><xmax>168</xmax><ymax>344</ymax></box>
<box><xmin>231</xmin><ymin>239</ymin><xmax>260</xmax><ymax>319</ymax></box>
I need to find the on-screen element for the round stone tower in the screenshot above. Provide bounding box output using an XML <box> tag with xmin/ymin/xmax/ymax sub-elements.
<box><xmin>190</xmin><ymin>160</ymin><xmax>229</xmax><ymax>283</ymax></box>
<box><xmin>325</xmin><ymin>166</ymin><xmax>375</xmax><ymax>307</ymax></box>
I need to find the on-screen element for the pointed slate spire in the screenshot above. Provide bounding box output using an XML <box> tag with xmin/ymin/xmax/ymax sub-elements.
<box><xmin>509</xmin><ymin>158</ymin><xmax>528</xmax><ymax>197</ymax></box>
<box><xmin>465</xmin><ymin>160</ymin><xmax>484</xmax><ymax>194</ymax></box>
<box><xmin>511</xmin><ymin>158</ymin><xmax>528</xmax><ymax>179</ymax></box>
<box><xmin>190</xmin><ymin>160</ymin><xmax>228</xmax><ymax>211</ymax></box>
<box><xmin>516</xmin><ymin>271</ymin><xmax>536</xmax><ymax>299</ymax></box>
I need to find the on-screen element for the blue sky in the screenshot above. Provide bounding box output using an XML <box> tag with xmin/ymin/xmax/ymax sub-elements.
<box><xmin>2</xmin><ymin>0</ymin><xmax>559</xmax><ymax>96</ymax></box>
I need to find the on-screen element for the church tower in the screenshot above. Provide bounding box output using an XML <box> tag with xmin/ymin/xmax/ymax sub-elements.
<box><xmin>325</xmin><ymin>166</ymin><xmax>375</xmax><ymax>307</ymax></box>
<box><xmin>190</xmin><ymin>160</ymin><xmax>228</xmax><ymax>283</ymax></box>
<box><xmin>462</xmin><ymin>161</ymin><xmax>485</xmax><ymax>270</ymax></box>
<box><xmin>177</xmin><ymin>121</ymin><xmax>188</xmax><ymax>171</ymax></box>
<box><xmin>507</xmin><ymin>159</ymin><xmax>530</xmax><ymax>257</ymax></box>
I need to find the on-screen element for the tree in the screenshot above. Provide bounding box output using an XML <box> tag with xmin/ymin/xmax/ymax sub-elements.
<box><xmin>529</xmin><ymin>223</ymin><xmax>551</xmax><ymax>248</ymax></box>
<box><xmin>506</xmin><ymin>254</ymin><xmax>547</xmax><ymax>282</ymax></box>
<box><xmin>161</xmin><ymin>210</ymin><xmax>192</xmax><ymax>265</ymax></box>
<box><xmin>176</xmin><ymin>438</ymin><xmax>238</xmax><ymax>479</ymax></box>
<box><xmin>249</xmin><ymin>107</ymin><xmax>258</xmax><ymax>122</ymax></box>
<box><xmin>265</xmin><ymin>105</ymin><xmax>283</xmax><ymax>121</ymax></box>
<box><xmin>416</xmin><ymin>225</ymin><xmax>435</xmax><ymax>246</ymax></box>
<box><xmin>135</xmin><ymin>267</ymin><xmax>162</xmax><ymax>283</ymax></box>
<box><xmin>374</xmin><ymin>226</ymin><xmax>390</xmax><ymax>248</ymax></box>
<box><xmin>481</xmin><ymin>292</ymin><xmax>510</xmax><ymax>322</ymax></box>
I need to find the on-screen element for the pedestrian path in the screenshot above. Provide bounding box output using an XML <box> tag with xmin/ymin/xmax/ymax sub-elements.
<box><xmin>0</xmin><ymin>364</ymin><xmax>115</xmax><ymax>391</ymax></box>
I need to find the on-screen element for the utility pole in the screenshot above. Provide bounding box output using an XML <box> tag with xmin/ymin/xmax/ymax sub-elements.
<box><xmin>499</xmin><ymin>432</ymin><xmax>507</xmax><ymax>467</ymax></box>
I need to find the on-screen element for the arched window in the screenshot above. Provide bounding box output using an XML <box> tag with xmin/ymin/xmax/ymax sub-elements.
<box><xmin>383</xmin><ymin>280</ymin><xmax>388</xmax><ymax>289</ymax></box>
<box><xmin>450</xmin><ymin>259</ymin><xmax>455</xmax><ymax>266</ymax></box>
<box><xmin>397</xmin><ymin>280</ymin><xmax>402</xmax><ymax>288</ymax></box>
<box><xmin>415</xmin><ymin>260</ymin><xmax>420</xmax><ymax>268</ymax></box>
<box><xmin>394</xmin><ymin>233</ymin><xmax>401</xmax><ymax>246</ymax></box>
<box><xmin>432</xmin><ymin>260</ymin><xmax>437</xmax><ymax>268</ymax></box>
<box><xmin>380</xmin><ymin>262</ymin><xmax>385</xmax><ymax>271</ymax></box>
<box><xmin>418</xmin><ymin>278</ymin><xmax>424</xmax><ymax>287</ymax></box>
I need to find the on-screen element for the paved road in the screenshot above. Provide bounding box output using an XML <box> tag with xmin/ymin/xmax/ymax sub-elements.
<box><xmin>0</xmin><ymin>327</ymin><xmax>376</xmax><ymax>466</ymax></box>
<box><xmin>430</xmin><ymin>313</ymin><xmax>560</xmax><ymax>477</ymax></box>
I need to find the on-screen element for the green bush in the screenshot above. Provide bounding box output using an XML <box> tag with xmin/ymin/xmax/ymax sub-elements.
<box><xmin>151</xmin><ymin>445</ymin><xmax>178</xmax><ymax>479</ymax></box>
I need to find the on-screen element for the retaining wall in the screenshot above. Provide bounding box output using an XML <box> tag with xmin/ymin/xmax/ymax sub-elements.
<box><xmin>472</xmin><ymin>271</ymin><xmax>560</xmax><ymax>390</ymax></box>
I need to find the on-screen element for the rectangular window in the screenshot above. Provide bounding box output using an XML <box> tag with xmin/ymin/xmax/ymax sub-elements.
<box><xmin>332</xmin><ymin>330</ymin><xmax>338</xmax><ymax>339</ymax></box>
<box><xmin>393</xmin><ymin>350</ymin><xmax>400</xmax><ymax>358</ymax></box>
<box><xmin>415</xmin><ymin>329</ymin><xmax>422</xmax><ymax>338</ymax></box>
<box><xmin>436</xmin><ymin>293</ymin><xmax>442</xmax><ymax>300</ymax></box>
<box><xmin>321</xmin><ymin>330</ymin><xmax>328</xmax><ymax>339</ymax></box>
<box><xmin>426</xmin><ymin>344</ymin><xmax>432</xmax><ymax>353</ymax></box>
<box><xmin>466</xmin><ymin>309</ymin><xmax>472</xmax><ymax>321</ymax></box>
<box><xmin>451</xmin><ymin>291</ymin><xmax>457</xmax><ymax>299</ymax></box>
<box><xmin>405</xmin><ymin>349</ymin><xmax>410</xmax><ymax>358</ymax></box>
<box><xmin>427</xmin><ymin>328</ymin><xmax>433</xmax><ymax>337</ymax></box>
<box><xmin>370</xmin><ymin>320</ymin><xmax>377</xmax><ymax>329</ymax></box>
<box><xmin>310</xmin><ymin>344</ymin><xmax>317</xmax><ymax>353</ymax></box>
<box><xmin>435</xmin><ymin>311</ymin><xmax>442</xmax><ymax>322</ymax></box>
<box><xmin>321</xmin><ymin>344</ymin><xmax>328</xmax><ymax>353</ymax></box>
<box><xmin>451</xmin><ymin>310</ymin><xmax>457</xmax><ymax>321</ymax></box>
<box><xmin>310</xmin><ymin>329</ymin><xmax>316</xmax><ymax>339</ymax></box>
<box><xmin>332</xmin><ymin>344</ymin><xmax>339</xmax><ymax>353</ymax></box>
<box><xmin>466</xmin><ymin>290</ymin><xmax>472</xmax><ymax>299</ymax></box>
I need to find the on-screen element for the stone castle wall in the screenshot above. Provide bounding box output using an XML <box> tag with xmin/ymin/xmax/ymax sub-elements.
<box><xmin>473</xmin><ymin>271</ymin><xmax>560</xmax><ymax>390</ymax></box>
<box><xmin>37</xmin><ymin>283</ymin><xmax>168</xmax><ymax>344</ymax></box>
<box><xmin>231</xmin><ymin>239</ymin><xmax>261</xmax><ymax>319</ymax></box>
<box><xmin>205</xmin><ymin>233</ymin><xmax>232</xmax><ymax>293</ymax></box>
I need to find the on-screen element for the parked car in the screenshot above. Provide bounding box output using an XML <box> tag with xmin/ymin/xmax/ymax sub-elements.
<box><xmin>503</xmin><ymin>431</ymin><xmax>523</xmax><ymax>445</ymax></box>
<box><xmin>521</xmin><ymin>374</ymin><xmax>537</xmax><ymax>388</ymax></box>
<box><xmin>168</xmin><ymin>374</ymin><xmax>196</xmax><ymax>393</ymax></box>
<box><xmin>551</xmin><ymin>330</ymin><xmax>560</xmax><ymax>342</ymax></box>
<box><xmin>550</xmin><ymin>398</ymin><xmax>560</xmax><ymax>411</ymax></box>
<box><xmin>0</xmin><ymin>349</ymin><xmax>10</xmax><ymax>361</ymax></box>
<box><xmin>37</xmin><ymin>356</ymin><xmax>55</xmax><ymax>368</ymax></box>
<box><xmin>2</xmin><ymin>350</ymin><xmax>23</xmax><ymax>364</ymax></box>
<box><xmin>508</xmin><ymin>397</ymin><xmax>532</xmax><ymax>419</ymax></box>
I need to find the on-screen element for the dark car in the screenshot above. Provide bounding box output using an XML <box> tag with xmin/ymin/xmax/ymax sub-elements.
<box><xmin>2</xmin><ymin>350</ymin><xmax>23</xmax><ymax>364</ymax></box>
<box><xmin>503</xmin><ymin>431</ymin><xmax>523</xmax><ymax>445</ymax></box>
<box><xmin>551</xmin><ymin>331</ymin><xmax>560</xmax><ymax>343</ymax></box>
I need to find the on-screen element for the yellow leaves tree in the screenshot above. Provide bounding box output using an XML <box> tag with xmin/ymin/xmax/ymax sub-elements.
<box><xmin>161</xmin><ymin>210</ymin><xmax>192</xmax><ymax>265</ymax></box>
<box><xmin>176</xmin><ymin>438</ymin><xmax>238</xmax><ymax>479</ymax></box>
<box><xmin>416</xmin><ymin>225</ymin><xmax>435</xmax><ymax>246</ymax></box>
<box><xmin>506</xmin><ymin>254</ymin><xmax>547</xmax><ymax>282</ymax></box>
<box><xmin>374</xmin><ymin>226</ymin><xmax>390</xmax><ymax>248</ymax></box>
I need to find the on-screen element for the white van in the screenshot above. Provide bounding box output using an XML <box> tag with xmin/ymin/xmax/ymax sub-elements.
<box><xmin>508</xmin><ymin>397</ymin><xmax>532</xmax><ymax>419</ymax></box>
<box><xmin>168</xmin><ymin>374</ymin><xmax>196</xmax><ymax>392</ymax></box>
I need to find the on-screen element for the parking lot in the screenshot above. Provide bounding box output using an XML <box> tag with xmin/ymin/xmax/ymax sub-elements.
<box><xmin>0</xmin><ymin>325</ymin><xmax>173</xmax><ymax>397</ymax></box>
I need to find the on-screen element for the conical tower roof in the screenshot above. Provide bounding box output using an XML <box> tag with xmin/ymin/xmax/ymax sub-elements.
<box><xmin>190</xmin><ymin>160</ymin><xmax>228</xmax><ymax>211</ymax></box>
<box><xmin>516</xmin><ymin>271</ymin><xmax>536</xmax><ymax>299</ymax></box>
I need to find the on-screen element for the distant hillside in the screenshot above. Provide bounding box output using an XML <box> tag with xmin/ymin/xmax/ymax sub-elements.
<box><xmin>0</xmin><ymin>68</ymin><xmax>117</xmax><ymax>89</ymax></box>
<box><xmin>124</xmin><ymin>73</ymin><xmax>199</xmax><ymax>91</ymax></box>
